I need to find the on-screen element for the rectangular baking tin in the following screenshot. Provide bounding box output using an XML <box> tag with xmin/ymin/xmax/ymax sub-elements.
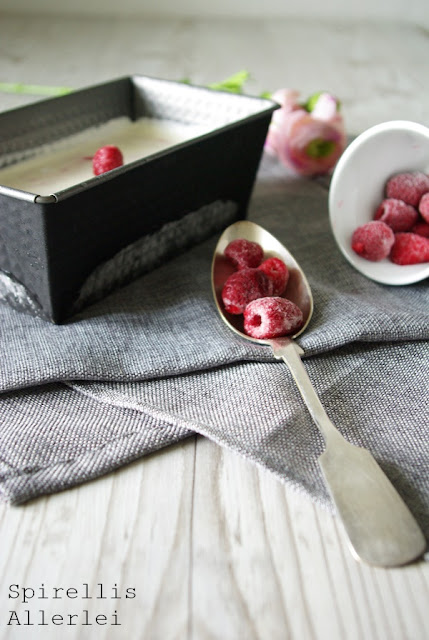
<box><xmin>0</xmin><ymin>75</ymin><xmax>278</xmax><ymax>322</ymax></box>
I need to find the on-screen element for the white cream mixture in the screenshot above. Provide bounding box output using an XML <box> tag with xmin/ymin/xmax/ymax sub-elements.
<box><xmin>0</xmin><ymin>117</ymin><xmax>211</xmax><ymax>195</ymax></box>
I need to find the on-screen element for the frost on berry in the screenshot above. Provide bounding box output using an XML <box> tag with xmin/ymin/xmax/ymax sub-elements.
<box><xmin>418</xmin><ymin>192</ymin><xmax>429</xmax><ymax>224</ymax></box>
<box><xmin>258</xmin><ymin>257</ymin><xmax>289</xmax><ymax>295</ymax></box>
<box><xmin>351</xmin><ymin>221</ymin><xmax>395</xmax><ymax>261</ymax></box>
<box><xmin>224</xmin><ymin>238</ymin><xmax>264</xmax><ymax>270</ymax></box>
<box><xmin>374</xmin><ymin>198</ymin><xmax>418</xmax><ymax>232</ymax></box>
<box><xmin>93</xmin><ymin>145</ymin><xmax>124</xmax><ymax>176</ymax></box>
<box><xmin>221</xmin><ymin>268</ymin><xmax>273</xmax><ymax>314</ymax></box>
<box><xmin>244</xmin><ymin>297</ymin><xmax>303</xmax><ymax>339</ymax></box>
<box><xmin>390</xmin><ymin>232</ymin><xmax>429</xmax><ymax>265</ymax></box>
<box><xmin>385</xmin><ymin>172</ymin><xmax>429</xmax><ymax>207</ymax></box>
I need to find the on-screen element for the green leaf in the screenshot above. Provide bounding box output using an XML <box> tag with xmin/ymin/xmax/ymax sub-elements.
<box><xmin>0</xmin><ymin>82</ymin><xmax>72</xmax><ymax>96</ymax></box>
<box><xmin>208</xmin><ymin>70</ymin><xmax>250</xmax><ymax>94</ymax></box>
<box><xmin>303</xmin><ymin>91</ymin><xmax>324</xmax><ymax>112</ymax></box>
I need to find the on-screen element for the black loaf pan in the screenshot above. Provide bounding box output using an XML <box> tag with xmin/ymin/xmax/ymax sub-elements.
<box><xmin>0</xmin><ymin>75</ymin><xmax>278</xmax><ymax>323</ymax></box>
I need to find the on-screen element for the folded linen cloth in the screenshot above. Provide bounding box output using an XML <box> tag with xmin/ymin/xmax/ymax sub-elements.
<box><xmin>0</xmin><ymin>153</ymin><xmax>428</xmax><ymax>546</ymax></box>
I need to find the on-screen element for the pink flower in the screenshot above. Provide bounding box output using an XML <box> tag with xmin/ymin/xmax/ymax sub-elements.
<box><xmin>265</xmin><ymin>89</ymin><xmax>301</xmax><ymax>155</ymax></box>
<box><xmin>266</xmin><ymin>90</ymin><xmax>346</xmax><ymax>176</ymax></box>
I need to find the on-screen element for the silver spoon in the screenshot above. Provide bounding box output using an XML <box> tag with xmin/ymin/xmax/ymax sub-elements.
<box><xmin>211</xmin><ymin>220</ymin><xmax>426</xmax><ymax>567</ymax></box>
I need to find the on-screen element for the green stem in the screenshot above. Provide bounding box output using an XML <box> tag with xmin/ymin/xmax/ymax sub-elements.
<box><xmin>0</xmin><ymin>82</ymin><xmax>72</xmax><ymax>96</ymax></box>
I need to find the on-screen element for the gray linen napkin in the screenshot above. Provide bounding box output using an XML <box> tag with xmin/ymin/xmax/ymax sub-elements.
<box><xmin>0</xmin><ymin>154</ymin><xmax>428</xmax><ymax>545</ymax></box>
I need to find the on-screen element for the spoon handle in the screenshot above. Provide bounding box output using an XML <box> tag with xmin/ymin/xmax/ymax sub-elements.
<box><xmin>270</xmin><ymin>339</ymin><xmax>426</xmax><ymax>567</ymax></box>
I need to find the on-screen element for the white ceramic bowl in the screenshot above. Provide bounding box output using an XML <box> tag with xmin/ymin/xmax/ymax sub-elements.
<box><xmin>329</xmin><ymin>120</ymin><xmax>429</xmax><ymax>285</ymax></box>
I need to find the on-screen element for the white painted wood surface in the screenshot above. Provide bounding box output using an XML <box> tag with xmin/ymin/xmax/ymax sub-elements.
<box><xmin>1</xmin><ymin>0</ymin><xmax>428</xmax><ymax>29</ymax></box>
<box><xmin>0</xmin><ymin>13</ymin><xmax>428</xmax><ymax>640</ymax></box>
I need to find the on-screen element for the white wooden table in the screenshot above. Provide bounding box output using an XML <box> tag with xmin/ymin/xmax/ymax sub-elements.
<box><xmin>0</xmin><ymin>13</ymin><xmax>428</xmax><ymax>640</ymax></box>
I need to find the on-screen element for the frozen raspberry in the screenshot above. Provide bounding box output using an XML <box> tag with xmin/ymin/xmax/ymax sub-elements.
<box><xmin>418</xmin><ymin>192</ymin><xmax>429</xmax><ymax>224</ymax></box>
<box><xmin>390</xmin><ymin>232</ymin><xmax>429</xmax><ymax>265</ymax></box>
<box><xmin>224</xmin><ymin>238</ymin><xmax>264</xmax><ymax>270</ymax></box>
<box><xmin>221</xmin><ymin>268</ymin><xmax>273</xmax><ymax>315</ymax></box>
<box><xmin>244</xmin><ymin>297</ymin><xmax>303</xmax><ymax>339</ymax></box>
<box><xmin>374</xmin><ymin>198</ymin><xmax>418</xmax><ymax>232</ymax></box>
<box><xmin>258</xmin><ymin>257</ymin><xmax>289</xmax><ymax>295</ymax></box>
<box><xmin>385</xmin><ymin>172</ymin><xmax>429</xmax><ymax>207</ymax></box>
<box><xmin>351</xmin><ymin>221</ymin><xmax>395</xmax><ymax>261</ymax></box>
<box><xmin>411</xmin><ymin>221</ymin><xmax>429</xmax><ymax>238</ymax></box>
<box><xmin>93</xmin><ymin>145</ymin><xmax>124</xmax><ymax>176</ymax></box>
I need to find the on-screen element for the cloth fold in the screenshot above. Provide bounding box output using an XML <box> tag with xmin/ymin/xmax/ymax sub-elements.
<box><xmin>0</xmin><ymin>153</ymin><xmax>428</xmax><ymax>547</ymax></box>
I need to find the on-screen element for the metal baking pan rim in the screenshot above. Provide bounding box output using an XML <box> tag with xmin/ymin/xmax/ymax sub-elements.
<box><xmin>0</xmin><ymin>104</ymin><xmax>278</xmax><ymax>203</ymax></box>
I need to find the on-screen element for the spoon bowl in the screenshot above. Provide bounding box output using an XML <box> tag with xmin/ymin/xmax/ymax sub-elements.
<box><xmin>212</xmin><ymin>220</ymin><xmax>426</xmax><ymax>567</ymax></box>
<box><xmin>211</xmin><ymin>219</ymin><xmax>313</xmax><ymax>343</ymax></box>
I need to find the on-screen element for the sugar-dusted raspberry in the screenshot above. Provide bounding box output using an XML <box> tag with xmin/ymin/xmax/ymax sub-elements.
<box><xmin>418</xmin><ymin>192</ymin><xmax>429</xmax><ymax>224</ymax></box>
<box><xmin>351</xmin><ymin>221</ymin><xmax>395</xmax><ymax>261</ymax></box>
<box><xmin>93</xmin><ymin>145</ymin><xmax>124</xmax><ymax>176</ymax></box>
<box><xmin>224</xmin><ymin>238</ymin><xmax>264</xmax><ymax>270</ymax></box>
<box><xmin>411</xmin><ymin>221</ymin><xmax>429</xmax><ymax>238</ymax></box>
<box><xmin>385</xmin><ymin>172</ymin><xmax>429</xmax><ymax>207</ymax></box>
<box><xmin>221</xmin><ymin>268</ymin><xmax>273</xmax><ymax>315</ymax></box>
<box><xmin>390</xmin><ymin>232</ymin><xmax>429</xmax><ymax>265</ymax></box>
<box><xmin>244</xmin><ymin>297</ymin><xmax>303</xmax><ymax>339</ymax></box>
<box><xmin>374</xmin><ymin>198</ymin><xmax>418</xmax><ymax>232</ymax></box>
<box><xmin>258</xmin><ymin>257</ymin><xmax>289</xmax><ymax>295</ymax></box>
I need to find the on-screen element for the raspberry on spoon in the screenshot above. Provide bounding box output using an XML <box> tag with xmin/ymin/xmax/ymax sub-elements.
<box><xmin>258</xmin><ymin>257</ymin><xmax>289</xmax><ymax>295</ymax></box>
<box><xmin>221</xmin><ymin>268</ymin><xmax>273</xmax><ymax>314</ymax></box>
<box><xmin>224</xmin><ymin>238</ymin><xmax>264</xmax><ymax>270</ymax></box>
<box><xmin>243</xmin><ymin>296</ymin><xmax>303</xmax><ymax>339</ymax></box>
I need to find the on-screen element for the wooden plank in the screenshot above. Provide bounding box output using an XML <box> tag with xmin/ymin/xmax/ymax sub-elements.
<box><xmin>0</xmin><ymin>439</ymin><xmax>196</xmax><ymax>640</ymax></box>
<box><xmin>0</xmin><ymin>13</ymin><xmax>428</xmax><ymax>640</ymax></box>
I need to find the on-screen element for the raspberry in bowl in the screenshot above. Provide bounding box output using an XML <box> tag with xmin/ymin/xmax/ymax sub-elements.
<box><xmin>329</xmin><ymin>120</ymin><xmax>429</xmax><ymax>285</ymax></box>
